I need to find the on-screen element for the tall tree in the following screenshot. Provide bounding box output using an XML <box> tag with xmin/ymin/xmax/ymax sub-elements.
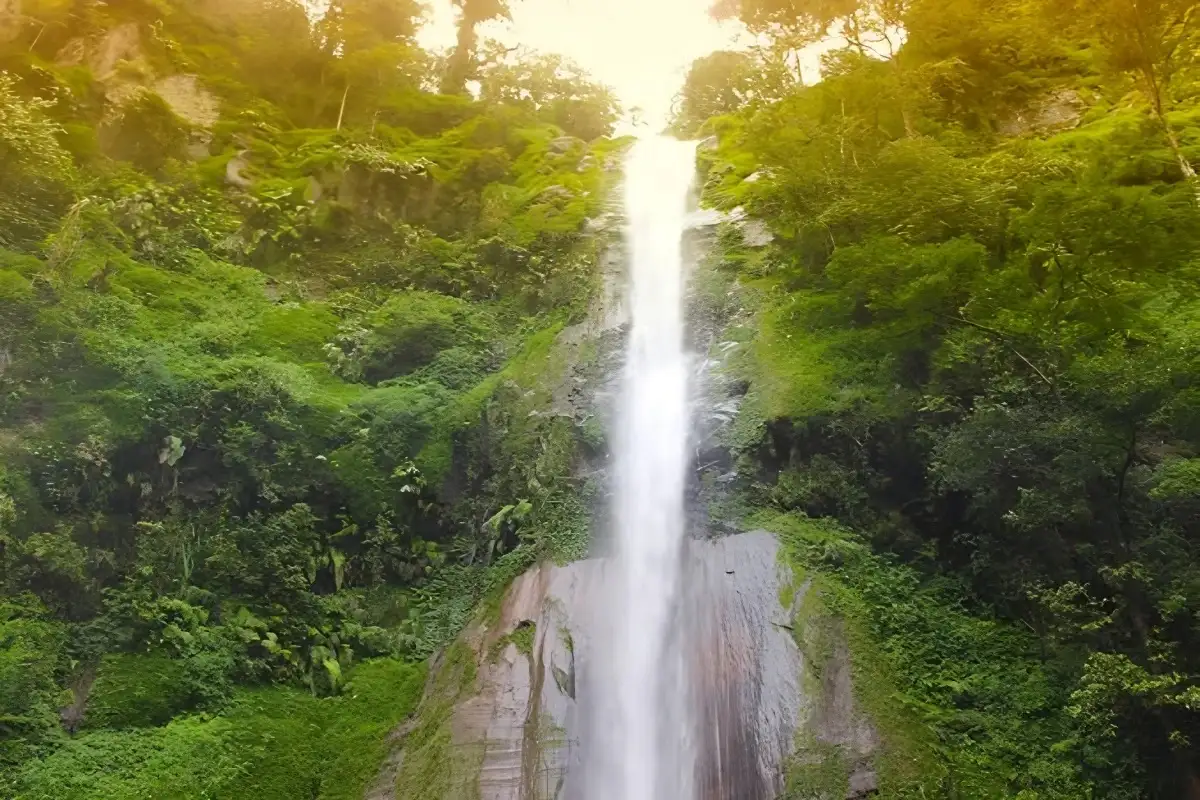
<box><xmin>318</xmin><ymin>0</ymin><xmax>426</xmax><ymax>128</ymax></box>
<box><xmin>441</xmin><ymin>0</ymin><xmax>512</xmax><ymax>95</ymax></box>
<box><xmin>318</xmin><ymin>0</ymin><xmax>422</xmax><ymax>55</ymax></box>
<box><xmin>1051</xmin><ymin>0</ymin><xmax>1200</xmax><ymax>179</ymax></box>
<box><xmin>671</xmin><ymin>50</ymin><xmax>758</xmax><ymax>135</ymax></box>
<box><xmin>713</xmin><ymin>0</ymin><xmax>917</xmax><ymax>132</ymax></box>
<box><xmin>477</xmin><ymin>47</ymin><xmax>619</xmax><ymax>139</ymax></box>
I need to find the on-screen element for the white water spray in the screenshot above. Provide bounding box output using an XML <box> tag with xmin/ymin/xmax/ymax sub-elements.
<box><xmin>582</xmin><ymin>136</ymin><xmax>698</xmax><ymax>800</ymax></box>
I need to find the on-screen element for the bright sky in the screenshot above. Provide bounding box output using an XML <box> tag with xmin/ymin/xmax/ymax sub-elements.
<box><xmin>419</xmin><ymin>0</ymin><xmax>748</xmax><ymax>129</ymax></box>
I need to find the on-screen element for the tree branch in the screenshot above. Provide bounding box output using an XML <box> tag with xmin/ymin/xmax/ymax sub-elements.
<box><xmin>936</xmin><ymin>313</ymin><xmax>1055</xmax><ymax>387</ymax></box>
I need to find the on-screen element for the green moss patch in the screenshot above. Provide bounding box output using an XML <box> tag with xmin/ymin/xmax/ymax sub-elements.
<box><xmin>759</xmin><ymin>510</ymin><xmax>1091</xmax><ymax>799</ymax></box>
<box><xmin>15</xmin><ymin>658</ymin><xmax>426</xmax><ymax>800</ymax></box>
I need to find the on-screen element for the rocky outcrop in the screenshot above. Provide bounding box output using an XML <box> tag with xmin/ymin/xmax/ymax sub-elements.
<box><xmin>377</xmin><ymin>530</ymin><xmax>880</xmax><ymax>800</ymax></box>
<box><xmin>687</xmin><ymin>532</ymin><xmax>808</xmax><ymax>799</ymax></box>
<box><xmin>226</xmin><ymin>150</ymin><xmax>253</xmax><ymax>188</ymax></box>
<box><xmin>997</xmin><ymin>89</ymin><xmax>1084</xmax><ymax>136</ymax></box>
<box><xmin>56</xmin><ymin>22</ymin><xmax>143</xmax><ymax>81</ymax></box>
<box><xmin>56</xmin><ymin>23</ymin><xmax>220</xmax><ymax>145</ymax></box>
<box><xmin>153</xmin><ymin>74</ymin><xmax>220</xmax><ymax>128</ymax></box>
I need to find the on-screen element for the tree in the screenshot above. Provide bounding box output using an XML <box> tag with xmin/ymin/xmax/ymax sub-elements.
<box><xmin>713</xmin><ymin>0</ymin><xmax>907</xmax><ymax>57</ymax></box>
<box><xmin>713</xmin><ymin>0</ymin><xmax>917</xmax><ymax>132</ymax></box>
<box><xmin>477</xmin><ymin>47</ymin><xmax>619</xmax><ymax>140</ymax></box>
<box><xmin>441</xmin><ymin>0</ymin><xmax>512</xmax><ymax>95</ymax></box>
<box><xmin>318</xmin><ymin>0</ymin><xmax>422</xmax><ymax>55</ymax></box>
<box><xmin>671</xmin><ymin>50</ymin><xmax>758</xmax><ymax>135</ymax></box>
<box><xmin>1050</xmin><ymin>0</ymin><xmax>1200</xmax><ymax>179</ymax></box>
<box><xmin>317</xmin><ymin>0</ymin><xmax>426</xmax><ymax>128</ymax></box>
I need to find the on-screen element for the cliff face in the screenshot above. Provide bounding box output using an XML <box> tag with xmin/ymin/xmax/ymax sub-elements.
<box><xmin>377</xmin><ymin>528</ymin><xmax>883</xmax><ymax>800</ymax></box>
<box><xmin>375</xmin><ymin>214</ymin><xmax>884</xmax><ymax>800</ymax></box>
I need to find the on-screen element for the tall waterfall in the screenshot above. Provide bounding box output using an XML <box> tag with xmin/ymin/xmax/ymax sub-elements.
<box><xmin>582</xmin><ymin>136</ymin><xmax>699</xmax><ymax>800</ymax></box>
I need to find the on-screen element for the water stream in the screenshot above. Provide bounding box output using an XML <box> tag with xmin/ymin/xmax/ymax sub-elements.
<box><xmin>581</xmin><ymin>136</ymin><xmax>699</xmax><ymax>800</ymax></box>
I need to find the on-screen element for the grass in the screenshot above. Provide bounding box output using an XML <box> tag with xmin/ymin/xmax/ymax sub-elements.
<box><xmin>14</xmin><ymin>658</ymin><xmax>426</xmax><ymax>800</ymax></box>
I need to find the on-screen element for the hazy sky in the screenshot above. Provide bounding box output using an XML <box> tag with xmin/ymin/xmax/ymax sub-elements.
<box><xmin>419</xmin><ymin>0</ymin><xmax>747</xmax><ymax>128</ymax></box>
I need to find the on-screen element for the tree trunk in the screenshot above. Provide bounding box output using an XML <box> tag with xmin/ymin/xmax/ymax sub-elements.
<box><xmin>336</xmin><ymin>82</ymin><xmax>350</xmax><ymax>131</ymax></box>
<box><xmin>1141</xmin><ymin>64</ymin><xmax>1197</xmax><ymax>181</ymax></box>
<box><xmin>441</xmin><ymin>14</ymin><xmax>478</xmax><ymax>95</ymax></box>
<box><xmin>900</xmin><ymin>100</ymin><xmax>916</xmax><ymax>138</ymax></box>
<box><xmin>1161</xmin><ymin>116</ymin><xmax>1197</xmax><ymax>179</ymax></box>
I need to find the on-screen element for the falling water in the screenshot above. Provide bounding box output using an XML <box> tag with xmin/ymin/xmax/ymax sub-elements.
<box><xmin>581</xmin><ymin>136</ymin><xmax>698</xmax><ymax>800</ymax></box>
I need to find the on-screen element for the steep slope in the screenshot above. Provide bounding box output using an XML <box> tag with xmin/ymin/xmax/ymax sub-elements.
<box><xmin>0</xmin><ymin>1</ymin><xmax>627</xmax><ymax>795</ymax></box>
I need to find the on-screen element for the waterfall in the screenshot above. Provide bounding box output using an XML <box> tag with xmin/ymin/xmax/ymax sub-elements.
<box><xmin>581</xmin><ymin>135</ymin><xmax>698</xmax><ymax>800</ymax></box>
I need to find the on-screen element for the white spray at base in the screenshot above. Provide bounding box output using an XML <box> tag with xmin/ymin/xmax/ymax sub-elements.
<box><xmin>581</xmin><ymin>136</ymin><xmax>699</xmax><ymax>800</ymax></box>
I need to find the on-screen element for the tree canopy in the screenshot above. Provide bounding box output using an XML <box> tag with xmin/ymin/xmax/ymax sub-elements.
<box><xmin>694</xmin><ymin>0</ymin><xmax>1200</xmax><ymax>795</ymax></box>
<box><xmin>0</xmin><ymin>1</ymin><xmax>622</xmax><ymax>794</ymax></box>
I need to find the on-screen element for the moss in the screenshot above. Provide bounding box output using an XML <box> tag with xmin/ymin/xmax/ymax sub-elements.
<box><xmin>757</xmin><ymin>508</ymin><xmax>1086</xmax><ymax>798</ymax></box>
<box><xmin>782</xmin><ymin>741</ymin><xmax>850</xmax><ymax>800</ymax></box>
<box><xmin>0</xmin><ymin>270</ymin><xmax>34</xmax><ymax>303</ymax></box>
<box><xmin>247</xmin><ymin>304</ymin><xmax>339</xmax><ymax>362</ymax></box>
<box><xmin>394</xmin><ymin>642</ymin><xmax>483</xmax><ymax>800</ymax></box>
<box><xmin>219</xmin><ymin>658</ymin><xmax>426</xmax><ymax>800</ymax></box>
<box><xmin>416</xmin><ymin>321</ymin><xmax>567</xmax><ymax>483</ymax></box>
<box><xmin>13</xmin><ymin>715</ymin><xmax>243</xmax><ymax>800</ymax></box>
<box><xmin>359</xmin><ymin>292</ymin><xmax>497</xmax><ymax>384</ymax></box>
<box><xmin>489</xmin><ymin>621</ymin><xmax>536</xmax><ymax>663</ymax></box>
<box><xmin>18</xmin><ymin>659</ymin><xmax>425</xmax><ymax>800</ymax></box>
<box><xmin>749</xmin><ymin>301</ymin><xmax>864</xmax><ymax>421</ymax></box>
<box><xmin>763</xmin><ymin>512</ymin><xmax>954</xmax><ymax>796</ymax></box>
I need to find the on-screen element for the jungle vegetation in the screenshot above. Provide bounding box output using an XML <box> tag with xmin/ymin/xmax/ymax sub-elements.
<box><xmin>688</xmin><ymin>0</ymin><xmax>1200</xmax><ymax>797</ymax></box>
<box><xmin>0</xmin><ymin>0</ymin><xmax>619</xmax><ymax>796</ymax></box>
<box><xmin>0</xmin><ymin>0</ymin><xmax>1198</xmax><ymax>797</ymax></box>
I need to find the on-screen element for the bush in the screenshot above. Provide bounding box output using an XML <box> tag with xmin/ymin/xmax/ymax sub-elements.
<box><xmin>357</xmin><ymin>291</ymin><xmax>496</xmax><ymax>384</ymax></box>
<box><xmin>84</xmin><ymin>654</ymin><xmax>192</xmax><ymax>729</ymax></box>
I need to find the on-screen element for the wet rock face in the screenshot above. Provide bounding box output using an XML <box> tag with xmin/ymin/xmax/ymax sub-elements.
<box><xmin>687</xmin><ymin>532</ymin><xmax>805</xmax><ymax>800</ymax></box>
<box><xmin>383</xmin><ymin>531</ymin><xmax>840</xmax><ymax>800</ymax></box>
<box><xmin>445</xmin><ymin>561</ymin><xmax>597</xmax><ymax>800</ymax></box>
<box><xmin>379</xmin><ymin>186</ymin><xmax>881</xmax><ymax>800</ymax></box>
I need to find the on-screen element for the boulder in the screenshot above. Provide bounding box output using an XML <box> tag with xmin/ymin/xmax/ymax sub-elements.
<box><xmin>997</xmin><ymin>89</ymin><xmax>1084</xmax><ymax>136</ymax></box>
<box><xmin>537</xmin><ymin>185</ymin><xmax>574</xmax><ymax>205</ymax></box>
<box><xmin>153</xmin><ymin>74</ymin><xmax>219</xmax><ymax>128</ymax></box>
<box><xmin>549</xmin><ymin>136</ymin><xmax>584</xmax><ymax>154</ymax></box>
<box><xmin>225</xmin><ymin>150</ymin><xmax>253</xmax><ymax>188</ymax></box>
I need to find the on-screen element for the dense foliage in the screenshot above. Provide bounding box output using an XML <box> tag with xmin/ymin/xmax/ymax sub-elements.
<box><xmin>4</xmin><ymin>0</ymin><xmax>1199</xmax><ymax>795</ymax></box>
<box><xmin>695</xmin><ymin>0</ymin><xmax>1200</xmax><ymax>796</ymax></box>
<box><xmin>0</xmin><ymin>0</ymin><xmax>619</xmax><ymax>793</ymax></box>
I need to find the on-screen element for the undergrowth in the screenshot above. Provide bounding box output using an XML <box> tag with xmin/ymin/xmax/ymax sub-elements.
<box><xmin>756</xmin><ymin>510</ymin><xmax>1095</xmax><ymax>799</ymax></box>
<box><xmin>13</xmin><ymin>658</ymin><xmax>426</xmax><ymax>800</ymax></box>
